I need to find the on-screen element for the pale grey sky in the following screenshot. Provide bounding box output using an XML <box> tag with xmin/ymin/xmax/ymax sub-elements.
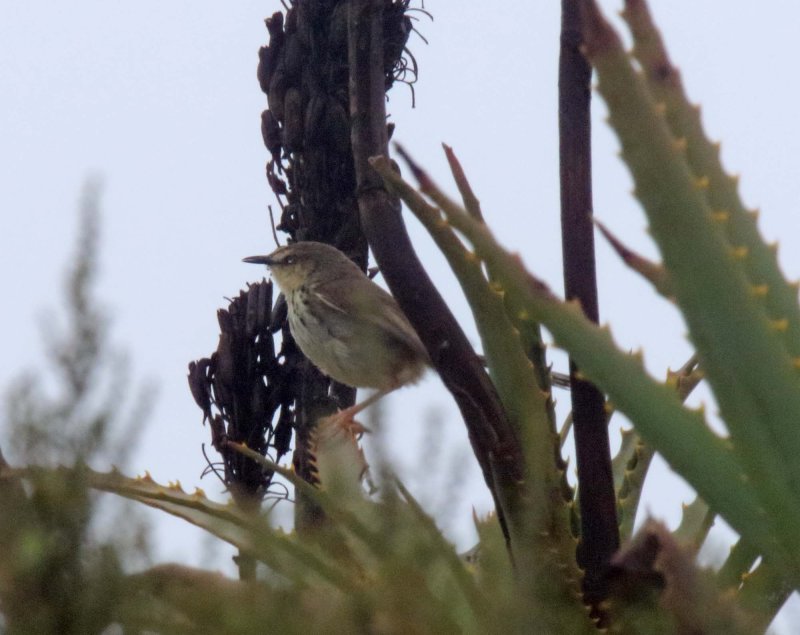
<box><xmin>2</xmin><ymin>2</ymin><xmax>798</xmax><ymax>630</ymax></box>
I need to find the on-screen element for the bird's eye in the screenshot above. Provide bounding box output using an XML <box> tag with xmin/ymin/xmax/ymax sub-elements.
<box><xmin>284</xmin><ymin>256</ymin><xmax>296</xmax><ymax>265</ymax></box>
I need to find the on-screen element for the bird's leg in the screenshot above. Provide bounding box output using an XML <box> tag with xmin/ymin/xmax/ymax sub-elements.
<box><xmin>339</xmin><ymin>388</ymin><xmax>391</xmax><ymax>420</ymax></box>
<box><xmin>321</xmin><ymin>387</ymin><xmax>394</xmax><ymax>436</ymax></box>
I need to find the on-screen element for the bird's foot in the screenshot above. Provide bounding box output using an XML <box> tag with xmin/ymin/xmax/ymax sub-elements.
<box><xmin>318</xmin><ymin>410</ymin><xmax>371</xmax><ymax>441</ymax></box>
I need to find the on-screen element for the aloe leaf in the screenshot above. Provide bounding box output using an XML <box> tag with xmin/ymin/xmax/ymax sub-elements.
<box><xmin>715</xmin><ymin>542</ymin><xmax>792</xmax><ymax>630</ymax></box>
<box><xmin>232</xmin><ymin>441</ymin><xmax>494</xmax><ymax>628</ymax></box>
<box><xmin>611</xmin><ymin>428</ymin><xmax>638</xmax><ymax>494</ymax></box>
<box><xmin>384</xmin><ymin>160</ymin><xmax>797</xmax><ymax>575</ymax></box>
<box><xmin>394</xmin><ymin>479</ymin><xmax>491</xmax><ymax>627</ymax></box>
<box><xmin>717</xmin><ymin>538</ymin><xmax>758</xmax><ymax>592</ymax></box>
<box><xmin>443</xmin><ymin>144</ymin><xmax>557</xmax><ymax>404</ymax></box>
<box><xmin>621</xmin><ymin>0</ymin><xmax>800</xmax><ymax>361</ymax></box>
<box><xmin>5</xmin><ymin>464</ymin><xmax>358</xmax><ymax>591</ymax></box>
<box><xmin>615</xmin><ymin>356</ymin><xmax>703</xmax><ymax>540</ymax></box>
<box><xmin>442</xmin><ymin>143</ymin><xmax>483</xmax><ymax>221</ymax></box>
<box><xmin>228</xmin><ymin>442</ymin><xmax>396</xmax><ymax>563</ymax></box>
<box><xmin>615</xmin><ymin>434</ymin><xmax>653</xmax><ymax>541</ymax></box>
<box><xmin>671</xmin><ymin>497</ymin><xmax>714</xmax><ymax>552</ymax></box>
<box><xmin>370</xmin><ymin>155</ymin><xmax>557</xmax><ymax>475</ymax></box>
<box><xmin>582</xmin><ymin>0</ymin><xmax>800</xmax><ymax>567</ymax></box>
<box><xmin>371</xmin><ymin>155</ymin><xmax>587</xmax><ymax>626</ymax></box>
<box><xmin>307</xmin><ymin>417</ymin><xmax>370</xmax><ymax>502</ymax></box>
<box><xmin>594</xmin><ymin>219</ymin><xmax>673</xmax><ymax>299</ymax></box>
<box><xmin>736</xmin><ymin>559</ymin><xmax>795</xmax><ymax>633</ymax></box>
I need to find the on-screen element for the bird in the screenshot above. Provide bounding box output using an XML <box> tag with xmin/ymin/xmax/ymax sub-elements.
<box><xmin>243</xmin><ymin>241</ymin><xmax>429</xmax><ymax>427</ymax></box>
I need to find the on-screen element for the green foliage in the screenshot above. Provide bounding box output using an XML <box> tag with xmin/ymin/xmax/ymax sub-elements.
<box><xmin>4</xmin><ymin>181</ymin><xmax>150</xmax><ymax>466</ymax></box>
<box><xmin>583</xmin><ymin>2</ymin><xmax>800</xmax><ymax>576</ymax></box>
<box><xmin>0</xmin><ymin>183</ymin><xmax>149</xmax><ymax>634</ymax></box>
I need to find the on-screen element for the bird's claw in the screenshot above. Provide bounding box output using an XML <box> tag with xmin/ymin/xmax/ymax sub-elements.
<box><xmin>318</xmin><ymin>411</ymin><xmax>371</xmax><ymax>440</ymax></box>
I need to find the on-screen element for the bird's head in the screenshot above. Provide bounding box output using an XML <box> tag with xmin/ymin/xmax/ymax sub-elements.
<box><xmin>243</xmin><ymin>241</ymin><xmax>359</xmax><ymax>293</ymax></box>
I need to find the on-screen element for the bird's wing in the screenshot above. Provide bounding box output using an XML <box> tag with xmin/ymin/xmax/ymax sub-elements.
<box><xmin>312</xmin><ymin>288</ymin><xmax>348</xmax><ymax>315</ymax></box>
<box><xmin>313</xmin><ymin>276</ymin><xmax>428</xmax><ymax>358</ymax></box>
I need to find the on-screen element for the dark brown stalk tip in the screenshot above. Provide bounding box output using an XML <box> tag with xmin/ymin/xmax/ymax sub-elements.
<box><xmin>442</xmin><ymin>143</ymin><xmax>460</xmax><ymax>171</ymax></box>
<box><xmin>593</xmin><ymin>219</ymin><xmax>634</xmax><ymax>263</ymax></box>
<box><xmin>393</xmin><ymin>142</ymin><xmax>430</xmax><ymax>189</ymax></box>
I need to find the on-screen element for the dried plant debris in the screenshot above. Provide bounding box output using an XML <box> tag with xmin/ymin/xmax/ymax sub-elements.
<box><xmin>188</xmin><ymin>281</ymin><xmax>296</xmax><ymax>507</ymax></box>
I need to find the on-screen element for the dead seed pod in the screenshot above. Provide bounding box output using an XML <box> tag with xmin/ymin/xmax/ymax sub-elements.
<box><xmin>267</xmin><ymin>58</ymin><xmax>287</xmax><ymax>121</ymax></box>
<box><xmin>266</xmin><ymin>160</ymin><xmax>288</xmax><ymax>197</ymax></box>
<box><xmin>293</xmin><ymin>0</ymin><xmax>312</xmax><ymax>48</ymax></box>
<box><xmin>282</xmin><ymin>35</ymin><xmax>306</xmax><ymax>82</ymax></box>
<box><xmin>245</xmin><ymin>279</ymin><xmax>273</xmax><ymax>338</ymax></box>
<box><xmin>328</xmin><ymin>2</ymin><xmax>349</xmax><ymax>53</ymax></box>
<box><xmin>283</xmin><ymin>88</ymin><xmax>304</xmax><ymax>153</ymax></box>
<box><xmin>256</xmin><ymin>45</ymin><xmax>272</xmax><ymax>94</ymax></box>
<box><xmin>261</xmin><ymin>110</ymin><xmax>282</xmax><ymax>161</ymax></box>
<box><xmin>187</xmin><ymin>358</ymin><xmax>213</xmax><ymax>421</ymax></box>
<box><xmin>284</xmin><ymin>6</ymin><xmax>297</xmax><ymax>35</ymax></box>
<box><xmin>264</xmin><ymin>11</ymin><xmax>284</xmax><ymax>47</ymax></box>
<box><xmin>277</xmin><ymin>202</ymin><xmax>301</xmax><ymax>235</ymax></box>
<box><xmin>324</xmin><ymin>98</ymin><xmax>350</xmax><ymax>153</ymax></box>
<box><xmin>303</xmin><ymin>94</ymin><xmax>327</xmax><ymax>146</ymax></box>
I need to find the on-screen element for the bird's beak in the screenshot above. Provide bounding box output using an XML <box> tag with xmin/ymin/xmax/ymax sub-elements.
<box><xmin>242</xmin><ymin>255</ymin><xmax>273</xmax><ymax>266</ymax></box>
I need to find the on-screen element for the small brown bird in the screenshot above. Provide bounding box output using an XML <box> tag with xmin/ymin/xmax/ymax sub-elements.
<box><xmin>243</xmin><ymin>241</ymin><xmax>429</xmax><ymax>424</ymax></box>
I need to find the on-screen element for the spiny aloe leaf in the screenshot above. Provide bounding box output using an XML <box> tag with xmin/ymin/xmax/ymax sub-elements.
<box><xmin>372</xmin><ymin>153</ymin><xmax>553</xmax><ymax>455</ymax></box>
<box><xmin>615</xmin><ymin>356</ymin><xmax>703</xmax><ymax>540</ymax></box>
<box><xmin>442</xmin><ymin>143</ymin><xmax>483</xmax><ymax>221</ymax></box>
<box><xmin>231</xmin><ymin>443</ymin><xmax>497</xmax><ymax>630</ymax></box>
<box><xmin>470</xmin><ymin>511</ymin><xmax>514</xmax><ymax>584</ymax></box>
<box><xmin>611</xmin><ymin>428</ymin><xmax>638</xmax><ymax>494</ymax></box>
<box><xmin>671</xmin><ymin>496</ymin><xmax>714</xmax><ymax>553</ymax></box>
<box><xmin>717</xmin><ymin>539</ymin><xmax>759</xmax><ymax>592</ymax></box>
<box><xmin>4</xmin><ymin>464</ymin><xmax>357</xmax><ymax>591</ymax></box>
<box><xmin>394</xmin><ymin>479</ymin><xmax>492</xmax><ymax>629</ymax></box>
<box><xmin>621</xmin><ymin>0</ymin><xmax>800</xmax><ymax>362</ymax></box>
<box><xmin>370</xmin><ymin>155</ymin><xmax>583</xmax><ymax>616</ymax></box>
<box><xmin>227</xmin><ymin>442</ymin><xmax>394</xmax><ymax>563</ymax></box>
<box><xmin>123</xmin><ymin>564</ymin><xmax>282</xmax><ymax>632</ymax></box>
<box><xmin>716</xmin><ymin>543</ymin><xmax>793</xmax><ymax>631</ymax></box>
<box><xmin>595</xmin><ymin>219</ymin><xmax>674</xmax><ymax>299</ymax></box>
<box><xmin>582</xmin><ymin>0</ymin><xmax>800</xmax><ymax>570</ymax></box>
<box><xmin>307</xmin><ymin>416</ymin><xmax>370</xmax><ymax>502</ymax></box>
<box><xmin>736</xmin><ymin>559</ymin><xmax>795</xmax><ymax>633</ymax></box>
<box><xmin>443</xmin><ymin>145</ymin><xmax>557</xmax><ymax>410</ymax></box>
<box><xmin>4</xmin><ymin>459</ymin><xmax>506</xmax><ymax>628</ymax></box>
<box><xmin>382</xmin><ymin>157</ymin><xmax>795</xmax><ymax>573</ymax></box>
<box><xmin>616</xmin><ymin>435</ymin><xmax>653</xmax><ymax>541</ymax></box>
